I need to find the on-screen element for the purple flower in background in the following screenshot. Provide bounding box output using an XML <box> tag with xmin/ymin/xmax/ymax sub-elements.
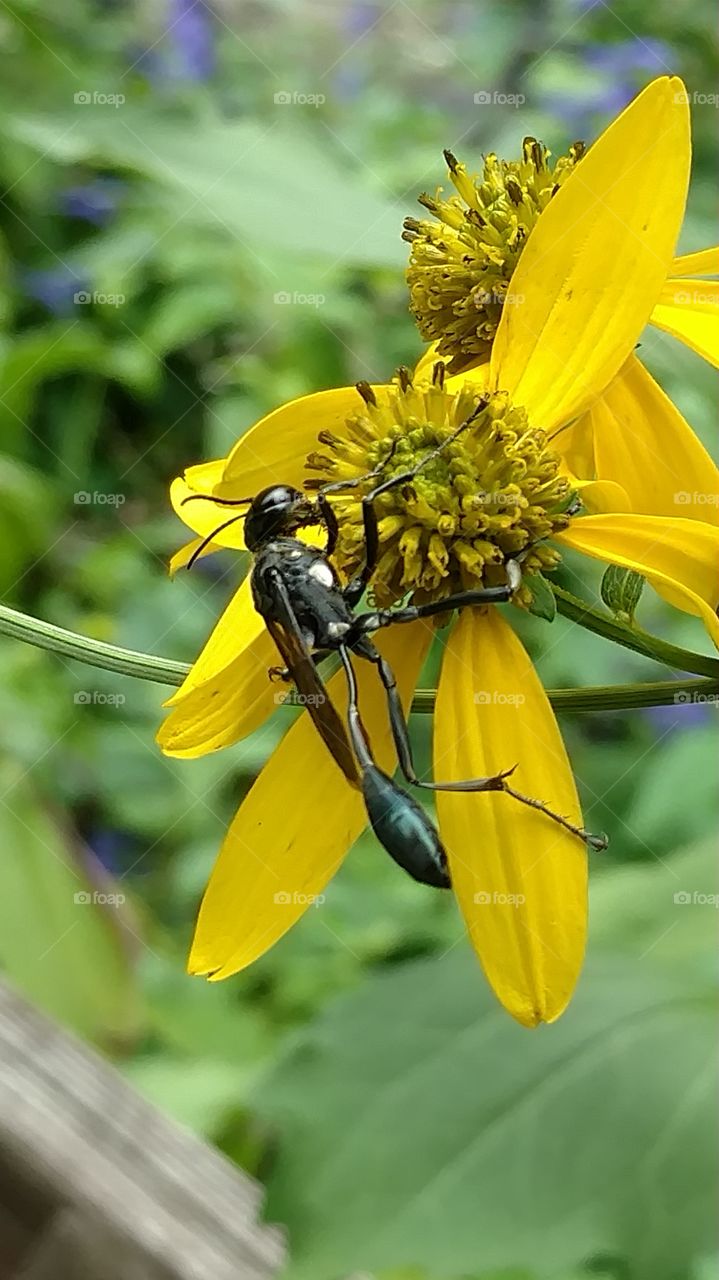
<box><xmin>60</xmin><ymin>178</ymin><xmax>124</xmax><ymax>226</ymax></box>
<box><xmin>645</xmin><ymin>699</ymin><xmax>714</xmax><ymax>736</ymax></box>
<box><xmin>584</xmin><ymin>39</ymin><xmax>673</xmax><ymax>74</ymax></box>
<box><xmin>22</xmin><ymin>267</ymin><xmax>89</xmax><ymax>316</ymax></box>
<box><xmin>540</xmin><ymin>37</ymin><xmax>676</xmax><ymax>133</ymax></box>
<box><xmin>132</xmin><ymin>0</ymin><xmax>215</xmax><ymax>84</ymax></box>
<box><xmin>333</xmin><ymin>3</ymin><xmax>377</xmax><ymax>102</ymax></box>
<box><xmin>166</xmin><ymin>0</ymin><xmax>215</xmax><ymax>82</ymax></box>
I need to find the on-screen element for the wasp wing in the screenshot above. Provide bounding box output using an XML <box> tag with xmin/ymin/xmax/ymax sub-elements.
<box><xmin>265</xmin><ymin>567</ymin><xmax>360</xmax><ymax>788</ymax></box>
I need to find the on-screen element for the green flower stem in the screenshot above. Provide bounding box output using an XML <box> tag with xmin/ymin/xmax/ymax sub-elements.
<box><xmin>1</xmin><ymin>601</ymin><xmax>718</xmax><ymax>715</ymax></box>
<box><xmin>411</xmin><ymin>678</ymin><xmax>719</xmax><ymax>714</ymax></box>
<box><xmin>0</xmin><ymin>603</ymin><xmax>189</xmax><ymax>686</ymax></box>
<box><xmin>552</xmin><ymin>585</ymin><xmax>719</xmax><ymax>679</ymax></box>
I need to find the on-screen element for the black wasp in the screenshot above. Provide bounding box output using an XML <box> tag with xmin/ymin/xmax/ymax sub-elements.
<box><xmin>182</xmin><ymin>404</ymin><xmax>606</xmax><ymax>889</ymax></box>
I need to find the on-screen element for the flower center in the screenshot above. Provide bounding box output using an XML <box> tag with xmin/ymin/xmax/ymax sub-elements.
<box><xmin>305</xmin><ymin>364</ymin><xmax>573</xmax><ymax>609</ymax></box>
<box><xmin>403</xmin><ymin>138</ymin><xmax>585</xmax><ymax>372</ymax></box>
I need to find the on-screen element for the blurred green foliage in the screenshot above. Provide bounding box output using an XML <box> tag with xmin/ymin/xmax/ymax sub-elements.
<box><xmin>0</xmin><ymin>2</ymin><xmax>716</xmax><ymax>1278</ymax></box>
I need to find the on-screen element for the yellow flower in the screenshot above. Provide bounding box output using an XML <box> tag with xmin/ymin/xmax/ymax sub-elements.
<box><xmin>408</xmin><ymin>78</ymin><xmax>718</xmax><ymax>518</ymax></box>
<box><xmin>159</xmin><ymin>76</ymin><xmax>719</xmax><ymax>1027</ymax></box>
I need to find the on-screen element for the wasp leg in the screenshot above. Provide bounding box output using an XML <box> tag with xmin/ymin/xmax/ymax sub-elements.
<box><xmin>321</xmin><ymin>400</ymin><xmax>487</xmax><ymax>608</ymax></box>
<box><xmin>268</xmin><ymin>649</ymin><xmax>333</xmax><ymax>682</ymax></box>
<box><xmin>353</xmin><ymin>565</ymin><xmax>522</xmax><ymax>635</ymax></box>
<box><xmin>360</xmin><ymin>645</ymin><xmax>608</xmax><ymax>851</ymax></box>
<box><xmin>319</xmin><ymin>441</ymin><xmax>401</xmax><ymax>606</ymax></box>
<box><xmin>337</xmin><ymin>644</ymin><xmax>450</xmax><ymax>888</ymax></box>
<box><xmin>314</xmin><ymin>492</ymin><xmax>339</xmax><ymax>557</ymax></box>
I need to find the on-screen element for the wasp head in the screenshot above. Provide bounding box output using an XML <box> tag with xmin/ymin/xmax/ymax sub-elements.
<box><xmin>244</xmin><ymin>485</ymin><xmax>316</xmax><ymax>550</ymax></box>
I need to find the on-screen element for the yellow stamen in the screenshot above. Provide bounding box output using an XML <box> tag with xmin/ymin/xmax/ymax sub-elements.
<box><xmin>403</xmin><ymin>139</ymin><xmax>585</xmax><ymax>371</ymax></box>
<box><xmin>305</xmin><ymin>366</ymin><xmax>572</xmax><ymax>608</ymax></box>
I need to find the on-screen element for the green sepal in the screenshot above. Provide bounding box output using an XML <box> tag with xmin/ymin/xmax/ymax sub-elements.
<box><xmin>524</xmin><ymin>572</ymin><xmax>557</xmax><ymax>622</ymax></box>
<box><xmin>601</xmin><ymin>564</ymin><xmax>645</xmax><ymax>624</ymax></box>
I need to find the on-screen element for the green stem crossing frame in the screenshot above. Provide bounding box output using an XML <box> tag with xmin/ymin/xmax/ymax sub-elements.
<box><xmin>1</xmin><ymin>599</ymin><xmax>717</xmax><ymax>715</ymax></box>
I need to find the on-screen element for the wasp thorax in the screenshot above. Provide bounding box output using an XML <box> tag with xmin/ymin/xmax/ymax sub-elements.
<box><xmin>403</xmin><ymin>139</ymin><xmax>585</xmax><ymax>372</ymax></box>
<box><xmin>305</xmin><ymin>365</ymin><xmax>572</xmax><ymax>610</ymax></box>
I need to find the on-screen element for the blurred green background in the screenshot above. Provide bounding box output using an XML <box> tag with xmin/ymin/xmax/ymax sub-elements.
<box><xmin>0</xmin><ymin>2</ymin><xmax>717</xmax><ymax>1277</ymax></box>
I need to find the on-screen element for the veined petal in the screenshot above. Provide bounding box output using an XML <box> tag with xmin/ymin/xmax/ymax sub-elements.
<box><xmin>435</xmin><ymin>608</ymin><xmax>588</xmax><ymax>1027</ymax></box>
<box><xmin>158</xmin><ymin>576</ymin><xmax>277</xmax><ymax>756</ymax></box>
<box><xmin>650</xmin><ymin>278</ymin><xmax>719</xmax><ymax>368</ymax></box>
<box><xmin>671</xmin><ymin>247</ymin><xmax>719</xmax><ymax>277</ymax></box>
<box><xmin>188</xmin><ymin>621</ymin><xmax>431</xmax><ymax>979</ymax></box>
<box><xmin>490</xmin><ymin>77</ymin><xmax>691</xmax><ymax>430</ymax></box>
<box><xmin>171</xmin><ymin>475</ymin><xmax>249</xmax><ymax>551</ymax></box>
<box><xmin>591</xmin><ymin>354</ymin><xmax>719</xmax><ymax>522</ymax></box>
<box><xmin>222</xmin><ymin>385</ymin><xmax>390</xmax><ymax>490</ymax></box>
<box><xmin>557</xmin><ymin>514</ymin><xmax>719</xmax><ymax>646</ymax></box>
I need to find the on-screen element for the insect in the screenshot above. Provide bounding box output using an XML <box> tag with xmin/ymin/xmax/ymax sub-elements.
<box><xmin>182</xmin><ymin>405</ymin><xmax>607</xmax><ymax>888</ymax></box>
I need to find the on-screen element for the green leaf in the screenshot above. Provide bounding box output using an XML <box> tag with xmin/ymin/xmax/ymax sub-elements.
<box><xmin>622</xmin><ymin>728</ymin><xmax>719</xmax><ymax>855</ymax></box>
<box><xmin>255</xmin><ymin>857</ymin><xmax>718</xmax><ymax>1280</ymax></box>
<box><xmin>589</xmin><ymin>840</ymin><xmax>719</xmax><ymax>972</ymax></box>
<box><xmin>12</xmin><ymin>111</ymin><xmax>405</xmax><ymax>267</ymax></box>
<box><xmin>0</xmin><ymin>763</ymin><xmax>141</xmax><ymax>1044</ymax></box>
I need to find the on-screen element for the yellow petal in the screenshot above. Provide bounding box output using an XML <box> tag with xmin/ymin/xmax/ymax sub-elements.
<box><xmin>435</xmin><ymin>608</ymin><xmax>588</xmax><ymax>1027</ymax></box>
<box><xmin>446</xmin><ymin>360</ymin><xmax>490</xmax><ymax>398</ymax></box>
<box><xmin>590</xmin><ymin>354</ymin><xmax>719</xmax><ymax>522</ymax></box>
<box><xmin>183</xmin><ymin>458</ymin><xmax>226</xmax><ymax>490</ymax></box>
<box><xmin>171</xmin><ymin>475</ymin><xmax>249</xmax><ymax>551</ymax></box>
<box><xmin>573</xmin><ymin>478</ymin><xmax>632</xmax><ymax>514</ymax></box>
<box><xmin>189</xmin><ymin>621</ymin><xmax>431</xmax><ymax>978</ymax></box>
<box><xmin>158</xmin><ymin>576</ymin><xmax>277</xmax><ymax>755</ymax></box>
<box><xmin>650</xmin><ymin>278</ymin><xmax>719</xmax><ymax>368</ymax></box>
<box><xmin>547</xmin><ymin>416</ymin><xmax>630</xmax><ymax>513</ymax></box>
<box><xmin>557</xmin><ymin>514</ymin><xmax>719</xmax><ymax>646</ymax></box>
<box><xmin>490</xmin><ymin>76</ymin><xmax>691</xmax><ymax>430</ymax></box>
<box><xmin>413</xmin><ymin>341</ymin><xmax>441</xmax><ymax>381</ymax></box>
<box><xmin>222</xmin><ymin>385</ymin><xmax>389</xmax><ymax>490</ymax></box>
<box><xmin>169</xmin><ymin>537</ymin><xmax>220</xmax><ymax>576</ymax></box>
<box><xmin>553</xmin><ymin>411</ymin><xmax>596</xmax><ymax>481</ymax></box>
<box><xmin>671</xmin><ymin>247</ymin><xmax>719</xmax><ymax>277</ymax></box>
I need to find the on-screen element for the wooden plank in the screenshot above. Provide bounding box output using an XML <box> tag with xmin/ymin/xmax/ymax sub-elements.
<box><xmin>0</xmin><ymin>982</ymin><xmax>285</xmax><ymax>1279</ymax></box>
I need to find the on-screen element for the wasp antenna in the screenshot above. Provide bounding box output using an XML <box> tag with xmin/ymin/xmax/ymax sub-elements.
<box><xmin>180</xmin><ymin>493</ymin><xmax>253</xmax><ymax>508</ymax></box>
<box><xmin>186</xmin><ymin>515</ymin><xmax>245</xmax><ymax>570</ymax></box>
